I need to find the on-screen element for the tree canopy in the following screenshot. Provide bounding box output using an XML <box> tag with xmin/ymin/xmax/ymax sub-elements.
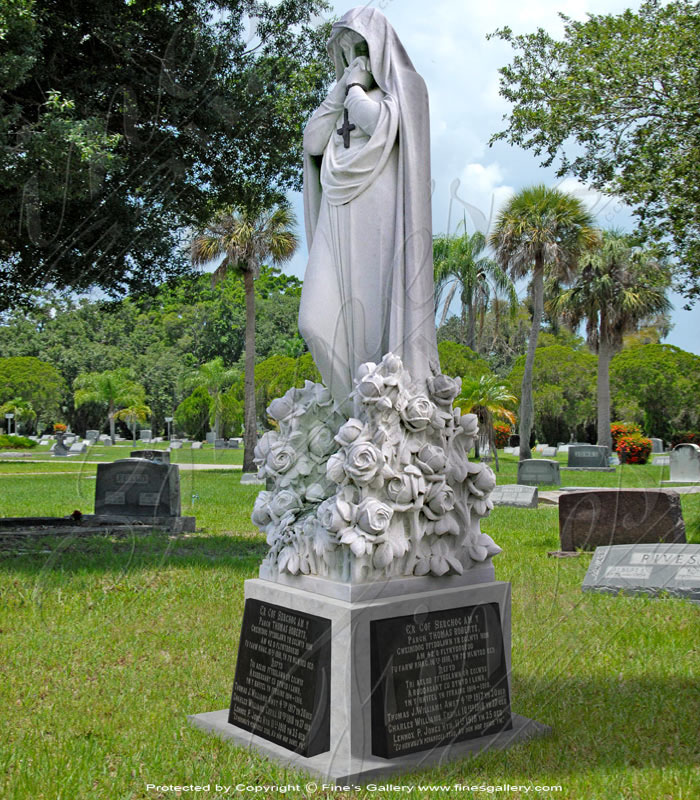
<box><xmin>490</xmin><ymin>0</ymin><xmax>700</xmax><ymax>303</ymax></box>
<box><xmin>0</xmin><ymin>0</ymin><xmax>331</xmax><ymax>309</ymax></box>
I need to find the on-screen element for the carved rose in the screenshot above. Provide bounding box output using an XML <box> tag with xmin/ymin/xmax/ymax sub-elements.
<box><xmin>304</xmin><ymin>482</ymin><xmax>327</xmax><ymax>503</ymax></box>
<box><xmin>399</xmin><ymin>395</ymin><xmax>435</xmax><ymax>431</ymax></box>
<box><xmin>386</xmin><ymin>465</ymin><xmax>425</xmax><ymax>510</ymax></box>
<box><xmin>335</xmin><ymin>418</ymin><xmax>364</xmax><ymax>447</ymax></box>
<box><xmin>326</xmin><ymin>452</ymin><xmax>346</xmax><ymax>484</ymax></box>
<box><xmin>267</xmin><ymin>395</ymin><xmax>296</xmax><ymax>422</ymax></box>
<box><xmin>416</xmin><ymin>443</ymin><xmax>447</xmax><ymax>475</ymax></box>
<box><xmin>471</xmin><ymin>463</ymin><xmax>496</xmax><ymax>494</ymax></box>
<box><xmin>254</xmin><ymin>431</ymin><xmax>279</xmax><ymax>464</ymax></box>
<box><xmin>308</xmin><ymin>424</ymin><xmax>337</xmax><ymax>458</ymax></box>
<box><xmin>356</xmin><ymin>371</ymin><xmax>385</xmax><ymax>400</ymax></box>
<box><xmin>268</xmin><ymin>489</ymin><xmax>303</xmax><ymax>519</ymax></box>
<box><xmin>427</xmin><ymin>374</ymin><xmax>461</xmax><ymax>406</ymax></box>
<box><xmin>318</xmin><ymin>496</ymin><xmax>355</xmax><ymax>532</ymax></box>
<box><xmin>344</xmin><ymin>441</ymin><xmax>384</xmax><ymax>486</ymax></box>
<box><xmin>265</xmin><ymin>442</ymin><xmax>298</xmax><ymax>477</ymax></box>
<box><xmin>356</xmin><ymin>497</ymin><xmax>393</xmax><ymax>536</ymax></box>
<box><xmin>251</xmin><ymin>491</ymin><xmax>273</xmax><ymax>527</ymax></box>
<box><xmin>424</xmin><ymin>480</ymin><xmax>455</xmax><ymax>519</ymax></box>
<box><xmin>458</xmin><ymin>412</ymin><xmax>479</xmax><ymax>438</ymax></box>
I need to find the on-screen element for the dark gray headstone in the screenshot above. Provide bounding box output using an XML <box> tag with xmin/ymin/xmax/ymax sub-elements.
<box><xmin>95</xmin><ymin>459</ymin><xmax>180</xmax><ymax>517</ymax></box>
<box><xmin>568</xmin><ymin>444</ymin><xmax>609</xmax><ymax>468</ymax></box>
<box><xmin>228</xmin><ymin>438</ymin><xmax>241</xmax><ymax>449</ymax></box>
<box><xmin>650</xmin><ymin>438</ymin><xmax>664</xmax><ymax>453</ymax></box>
<box><xmin>139</xmin><ymin>429</ymin><xmax>152</xmax><ymax>442</ymax></box>
<box><xmin>99</xmin><ymin>435</ymin><xmax>112</xmax><ymax>446</ymax></box>
<box><xmin>370</xmin><ymin>602</ymin><xmax>511</xmax><ymax>757</ymax></box>
<box><xmin>131</xmin><ymin>449</ymin><xmax>170</xmax><ymax>464</ymax></box>
<box><xmin>229</xmin><ymin>599</ymin><xmax>331</xmax><ymax>757</ymax></box>
<box><xmin>490</xmin><ymin>484</ymin><xmax>538</xmax><ymax>508</ymax></box>
<box><xmin>85</xmin><ymin>430</ymin><xmax>99</xmax><ymax>443</ymax></box>
<box><xmin>669</xmin><ymin>444</ymin><xmax>700</xmax><ymax>482</ymax></box>
<box><xmin>583</xmin><ymin>544</ymin><xmax>700</xmax><ymax>603</ymax></box>
<box><xmin>517</xmin><ymin>459</ymin><xmax>561</xmax><ymax>486</ymax></box>
<box><xmin>206</xmin><ymin>432</ymin><xmax>215</xmax><ymax>444</ymax></box>
<box><xmin>214</xmin><ymin>438</ymin><xmax>227</xmax><ymax>449</ymax></box>
<box><xmin>559</xmin><ymin>488</ymin><xmax>686</xmax><ymax>552</ymax></box>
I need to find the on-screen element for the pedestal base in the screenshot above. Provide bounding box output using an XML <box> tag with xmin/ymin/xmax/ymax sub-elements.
<box><xmin>189</xmin><ymin>577</ymin><xmax>550</xmax><ymax>782</ymax></box>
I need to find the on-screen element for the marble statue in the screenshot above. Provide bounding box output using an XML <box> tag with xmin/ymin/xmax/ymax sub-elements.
<box><xmin>251</xmin><ymin>8</ymin><xmax>500</xmax><ymax>582</ymax></box>
<box><xmin>299</xmin><ymin>7</ymin><xmax>439</xmax><ymax>408</ymax></box>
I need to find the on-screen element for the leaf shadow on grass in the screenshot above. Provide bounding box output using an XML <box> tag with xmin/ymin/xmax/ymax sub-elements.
<box><xmin>0</xmin><ymin>531</ymin><xmax>268</xmax><ymax>577</ymax></box>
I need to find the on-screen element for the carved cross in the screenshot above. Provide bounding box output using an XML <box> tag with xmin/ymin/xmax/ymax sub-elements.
<box><xmin>336</xmin><ymin>108</ymin><xmax>355</xmax><ymax>148</ymax></box>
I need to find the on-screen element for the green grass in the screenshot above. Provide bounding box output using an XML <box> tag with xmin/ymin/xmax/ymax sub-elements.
<box><xmin>0</xmin><ymin>462</ymin><xmax>698</xmax><ymax>800</ymax></box>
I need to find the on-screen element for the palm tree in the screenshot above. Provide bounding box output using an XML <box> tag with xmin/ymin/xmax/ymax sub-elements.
<box><xmin>0</xmin><ymin>398</ymin><xmax>36</xmax><ymax>435</ymax></box>
<box><xmin>433</xmin><ymin>225</ymin><xmax>517</xmax><ymax>351</ymax></box>
<box><xmin>115</xmin><ymin>403</ymin><xmax>153</xmax><ymax>442</ymax></box>
<box><xmin>191</xmin><ymin>203</ymin><xmax>299</xmax><ymax>472</ymax></box>
<box><xmin>489</xmin><ymin>185</ymin><xmax>599</xmax><ymax>459</ymax></box>
<box><xmin>455</xmin><ymin>374</ymin><xmax>516</xmax><ymax>471</ymax></box>
<box><xmin>73</xmin><ymin>369</ymin><xmax>148</xmax><ymax>444</ymax></box>
<box><xmin>184</xmin><ymin>357</ymin><xmax>238</xmax><ymax>440</ymax></box>
<box><xmin>551</xmin><ymin>231</ymin><xmax>671</xmax><ymax>452</ymax></box>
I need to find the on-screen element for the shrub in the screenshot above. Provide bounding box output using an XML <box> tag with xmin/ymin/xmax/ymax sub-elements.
<box><xmin>494</xmin><ymin>423</ymin><xmax>511</xmax><ymax>449</ymax></box>
<box><xmin>616</xmin><ymin>433</ymin><xmax>652</xmax><ymax>464</ymax></box>
<box><xmin>610</xmin><ymin>421</ymin><xmax>641</xmax><ymax>449</ymax></box>
<box><xmin>0</xmin><ymin>434</ymin><xmax>38</xmax><ymax>449</ymax></box>
<box><xmin>174</xmin><ymin>387</ymin><xmax>212</xmax><ymax>440</ymax></box>
<box><xmin>670</xmin><ymin>431</ymin><xmax>700</xmax><ymax>447</ymax></box>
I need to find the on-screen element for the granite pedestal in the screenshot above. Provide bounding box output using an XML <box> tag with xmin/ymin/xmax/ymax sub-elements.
<box><xmin>189</xmin><ymin>572</ymin><xmax>549</xmax><ymax>782</ymax></box>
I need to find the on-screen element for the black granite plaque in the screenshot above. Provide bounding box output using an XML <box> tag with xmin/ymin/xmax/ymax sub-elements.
<box><xmin>371</xmin><ymin>602</ymin><xmax>511</xmax><ymax>758</ymax></box>
<box><xmin>229</xmin><ymin>599</ymin><xmax>331</xmax><ymax>757</ymax></box>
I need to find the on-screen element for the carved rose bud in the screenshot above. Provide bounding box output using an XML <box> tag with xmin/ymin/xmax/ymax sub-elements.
<box><xmin>381</xmin><ymin>353</ymin><xmax>402</xmax><ymax>374</ymax></box>
<box><xmin>326</xmin><ymin>452</ymin><xmax>346</xmax><ymax>484</ymax></box>
<box><xmin>318</xmin><ymin>497</ymin><xmax>355</xmax><ymax>532</ymax></box>
<box><xmin>357</xmin><ymin>372</ymin><xmax>385</xmax><ymax>399</ymax></box>
<box><xmin>386</xmin><ymin>465</ymin><xmax>425</xmax><ymax>509</ymax></box>
<box><xmin>268</xmin><ymin>489</ymin><xmax>303</xmax><ymax>519</ymax></box>
<box><xmin>308</xmin><ymin>424</ymin><xmax>337</xmax><ymax>458</ymax></box>
<box><xmin>254</xmin><ymin>431</ymin><xmax>279</xmax><ymax>464</ymax></box>
<box><xmin>458</xmin><ymin>413</ymin><xmax>479</xmax><ymax>438</ymax></box>
<box><xmin>265</xmin><ymin>442</ymin><xmax>298</xmax><ymax>476</ymax></box>
<box><xmin>427</xmin><ymin>374</ymin><xmax>462</xmax><ymax>406</ymax></box>
<box><xmin>344</xmin><ymin>441</ymin><xmax>384</xmax><ymax>486</ymax></box>
<box><xmin>335</xmin><ymin>418</ymin><xmax>364</xmax><ymax>447</ymax></box>
<box><xmin>424</xmin><ymin>480</ymin><xmax>455</xmax><ymax>518</ymax></box>
<box><xmin>356</xmin><ymin>497</ymin><xmax>393</xmax><ymax>536</ymax></box>
<box><xmin>471</xmin><ymin>462</ymin><xmax>497</xmax><ymax>494</ymax></box>
<box><xmin>399</xmin><ymin>395</ymin><xmax>435</xmax><ymax>431</ymax></box>
<box><xmin>267</xmin><ymin>395</ymin><xmax>295</xmax><ymax>422</ymax></box>
<box><xmin>304</xmin><ymin>482</ymin><xmax>327</xmax><ymax>503</ymax></box>
<box><xmin>251</xmin><ymin>491</ymin><xmax>273</xmax><ymax>527</ymax></box>
<box><xmin>415</xmin><ymin>443</ymin><xmax>447</xmax><ymax>475</ymax></box>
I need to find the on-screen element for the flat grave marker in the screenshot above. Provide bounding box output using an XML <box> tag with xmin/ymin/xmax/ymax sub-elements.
<box><xmin>583</xmin><ymin>543</ymin><xmax>700</xmax><ymax>603</ymax></box>
<box><xmin>490</xmin><ymin>484</ymin><xmax>538</xmax><ymax>508</ymax></box>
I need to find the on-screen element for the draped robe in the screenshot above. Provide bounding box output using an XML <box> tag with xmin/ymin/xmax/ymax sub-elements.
<box><xmin>298</xmin><ymin>8</ymin><xmax>439</xmax><ymax>408</ymax></box>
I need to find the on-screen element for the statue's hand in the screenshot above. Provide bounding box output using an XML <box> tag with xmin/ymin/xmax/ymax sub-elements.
<box><xmin>346</xmin><ymin>56</ymin><xmax>373</xmax><ymax>90</ymax></box>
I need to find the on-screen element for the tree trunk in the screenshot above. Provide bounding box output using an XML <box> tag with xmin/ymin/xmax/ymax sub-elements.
<box><xmin>242</xmin><ymin>269</ymin><xmax>257</xmax><ymax>472</ymax></box>
<box><xmin>596</xmin><ymin>332</ymin><xmax>614</xmax><ymax>454</ymax></box>
<box><xmin>465</xmin><ymin>290</ymin><xmax>476</xmax><ymax>351</ymax></box>
<box><xmin>518</xmin><ymin>259</ymin><xmax>544</xmax><ymax>460</ymax></box>
<box><xmin>109</xmin><ymin>403</ymin><xmax>115</xmax><ymax>445</ymax></box>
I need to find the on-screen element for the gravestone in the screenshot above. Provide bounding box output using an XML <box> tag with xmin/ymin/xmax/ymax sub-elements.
<box><xmin>557</xmin><ymin>444</ymin><xmax>570</xmax><ymax>455</ymax></box>
<box><xmin>651</xmin><ymin>438</ymin><xmax>664</xmax><ymax>453</ymax></box>
<box><xmin>583</xmin><ymin>544</ymin><xmax>700</xmax><ymax>603</ymax></box>
<box><xmin>228</xmin><ymin>438</ymin><xmax>241</xmax><ymax>449</ymax></box>
<box><xmin>169</xmin><ymin>441</ymin><xmax>183</xmax><ymax>450</ymax></box>
<box><xmin>95</xmin><ymin>459</ymin><xmax>180</xmax><ymax>517</ymax></box>
<box><xmin>99</xmin><ymin>435</ymin><xmax>112</xmax><ymax>446</ymax></box>
<box><xmin>68</xmin><ymin>442</ymin><xmax>87</xmax><ymax>455</ymax></box>
<box><xmin>131</xmin><ymin>449</ymin><xmax>170</xmax><ymax>464</ymax></box>
<box><xmin>559</xmin><ymin>488</ymin><xmax>686</xmax><ymax>552</ymax></box>
<box><xmin>490</xmin><ymin>484</ymin><xmax>538</xmax><ymax>508</ymax></box>
<box><xmin>610</xmin><ymin>453</ymin><xmax>620</xmax><ymax>466</ymax></box>
<box><xmin>653</xmin><ymin>455</ymin><xmax>670</xmax><ymax>466</ymax></box>
<box><xmin>86</xmin><ymin>430</ymin><xmax>100</xmax><ymax>443</ymax></box>
<box><xmin>508</xmin><ymin>434</ymin><xmax>520</xmax><ymax>448</ymax></box>
<box><xmin>191</xmin><ymin>441</ymin><xmax>203</xmax><ymax>450</ymax></box>
<box><xmin>669</xmin><ymin>444</ymin><xmax>700</xmax><ymax>483</ymax></box>
<box><xmin>63</xmin><ymin>434</ymin><xmax>76</xmax><ymax>446</ymax></box>
<box><xmin>240</xmin><ymin>473</ymin><xmax>265</xmax><ymax>485</ymax></box>
<box><xmin>567</xmin><ymin>444</ymin><xmax>611</xmax><ymax>470</ymax></box>
<box><xmin>541</xmin><ymin>446</ymin><xmax>558</xmax><ymax>458</ymax></box>
<box><xmin>139</xmin><ymin>429</ymin><xmax>152</xmax><ymax>442</ymax></box>
<box><xmin>206</xmin><ymin>432</ymin><xmax>215</xmax><ymax>444</ymax></box>
<box><xmin>517</xmin><ymin>459</ymin><xmax>561</xmax><ymax>486</ymax></box>
<box><xmin>534</xmin><ymin>444</ymin><xmax>547</xmax><ymax>454</ymax></box>
<box><xmin>214</xmin><ymin>438</ymin><xmax>227</xmax><ymax>449</ymax></box>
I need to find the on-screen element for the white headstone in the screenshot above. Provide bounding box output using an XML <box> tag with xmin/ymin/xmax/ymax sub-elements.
<box><xmin>669</xmin><ymin>444</ymin><xmax>700</xmax><ymax>482</ymax></box>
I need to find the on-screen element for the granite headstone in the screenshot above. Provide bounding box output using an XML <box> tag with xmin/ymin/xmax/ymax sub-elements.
<box><xmin>85</xmin><ymin>430</ymin><xmax>100</xmax><ymax>443</ymax></box>
<box><xmin>559</xmin><ymin>488</ymin><xmax>686</xmax><ymax>552</ymax></box>
<box><xmin>139</xmin><ymin>429</ymin><xmax>152</xmax><ymax>442</ymax></box>
<box><xmin>517</xmin><ymin>459</ymin><xmax>561</xmax><ymax>486</ymax></box>
<box><xmin>567</xmin><ymin>444</ymin><xmax>609</xmax><ymax>468</ymax></box>
<box><xmin>131</xmin><ymin>449</ymin><xmax>170</xmax><ymax>464</ymax></box>
<box><xmin>583</xmin><ymin>543</ymin><xmax>700</xmax><ymax>603</ymax></box>
<box><xmin>490</xmin><ymin>484</ymin><xmax>538</xmax><ymax>508</ymax></box>
<box><xmin>95</xmin><ymin>459</ymin><xmax>180</xmax><ymax>517</ymax></box>
<box><xmin>650</xmin><ymin>438</ymin><xmax>664</xmax><ymax>454</ymax></box>
<box><xmin>669</xmin><ymin>444</ymin><xmax>700</xmax><ymax>483</ymax></box>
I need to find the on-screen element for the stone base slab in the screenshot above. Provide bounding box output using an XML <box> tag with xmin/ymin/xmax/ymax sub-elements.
<box><xmin>561</xmin><ymin>467</ymin><xmax>615</xmax><ymax>472</ymax></box>
<box><xmin>188</xmin><ymin>710</ymin><xmax>550</xmax><ymax>783</ymax></box>
<box><xmin>188</xmin><ymin>578</ymin><xmax>550</xmax><ymax>781</ymax></box>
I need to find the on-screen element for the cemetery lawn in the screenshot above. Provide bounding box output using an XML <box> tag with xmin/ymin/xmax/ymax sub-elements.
<box><xmin>1</xmin><ymin>463</ymin><xmax>698</xmax><ymax>800</ymax></box>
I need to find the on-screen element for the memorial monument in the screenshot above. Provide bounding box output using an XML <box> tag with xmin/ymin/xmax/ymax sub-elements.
<box><xmin>189</xmin><ymin>7</ymin><xmax>547</xmax><ymax>780</ymax></box>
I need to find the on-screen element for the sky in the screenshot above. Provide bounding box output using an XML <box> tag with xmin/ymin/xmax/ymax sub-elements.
<box><xmin>283</xmin><ymin>0</ymin><xmax>700</xmax><ymax>354</ymax></box>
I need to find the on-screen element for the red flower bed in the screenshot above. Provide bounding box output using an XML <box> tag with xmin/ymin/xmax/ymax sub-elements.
<box><xmin>494</xmin><ymin>423</ymin><xmax>511</xmax><ymax>449</ymax></box>
<box><xmin>610</xmin><ymin>421</ymin><xmax>641</xmax><ymax>449</ymax></box>
<box><xmin>616</xmin><ymin>433</ymin><xmax>652</xmax><ymax>464</ymax></box>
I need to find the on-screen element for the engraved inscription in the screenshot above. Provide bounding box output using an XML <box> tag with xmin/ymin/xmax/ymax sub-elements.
<box><xmin>604</xmin><ymin>566</ymin><xmax>652</xmax><ymax>579</ymax></box>
<box><xmin>371</xmin><ymin>603</ymin><xmax>511</xmax><ymax>758</ymax></box>
<box><xmin>675</xmin><ymin>567</ymin><xmax>700</xmax><ymax>581</ymax></box>
<box><xmin>104</xmin><ymin>491</ymin><xmax>125</xmax><ymax>505</ymax></box>
<box><xmin>631</xmin><ymin>552</ymin><xmax>699</xmax><ymax>566</ymax></box>
<box><xmin>139</xmin><ymin>492</ymin><xmax>160</xmax><ymax>505</ymax></box>
<box><xmin>229</xmin><ymin>600</ymin><xmax>331</xmax><ymax>757</ymax></box>
<box><xmin>116</xmin><ymin>473</ymin><xmax>149</xmax><ymax>484</ymax></box>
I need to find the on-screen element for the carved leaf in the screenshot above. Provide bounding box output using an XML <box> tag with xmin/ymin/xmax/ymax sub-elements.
<box><xmin>373</xmin><ymin>541</ymin><xmax>393</xmax><ymax>569</ymax></box>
